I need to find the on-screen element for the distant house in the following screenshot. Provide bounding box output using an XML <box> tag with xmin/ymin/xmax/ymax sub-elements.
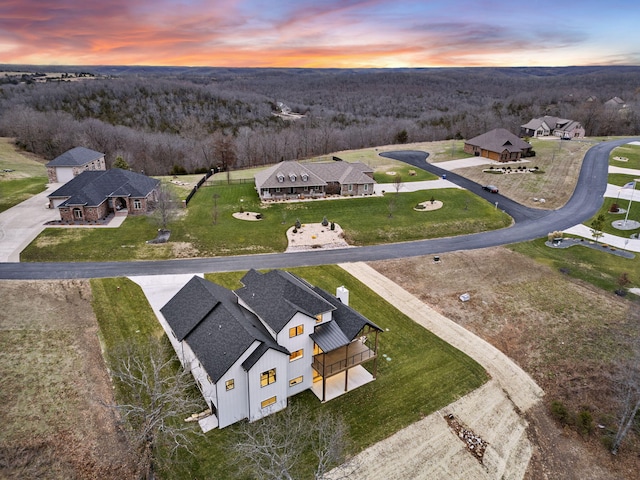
<box><xmin>464</xmin><ymin>128</ymin><xmax>533</xmax><ymax>162</ymax></box>
<box><xmin>46</xmin><ymin>146</ymin><xmax>106</xmax><ymax>184</ymax></box>
<box><xmin>254</xmin><ymin>160</ymin><xmax>376</xmax><ymax>201</ymax></box>
<box><xmin>47</xmin><ymin>168</ymin><xmax>160</xmax><ymax>223</ymax></box>
<box><xmin>160</xmin><ymin>270</ymin><xmax>382</xmax><ymax>429</ymax></box>
<box><xmin>520</xmin><ymin>116</ymin><xmax>585</xmax><ymax>139</ymax></box>
<box><xmin>605</xmin><ymin>97</ymin><xmax>626</xmax><ymax>110</ymax></box>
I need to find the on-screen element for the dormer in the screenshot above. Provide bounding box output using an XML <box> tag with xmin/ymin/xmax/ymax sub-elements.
<box><xmin>277</xmin><ymin>173</ymin><xmax>285</xmax><ymax>183</ymax></box>
<box><xmin>301</xmin><ymin>173</ymin><xmax>308</xmax><ymax>182</ymax></box>
<box><xmin>289</xmin><ymin>173</ymin><xmax>296</xmax><ymax>182</ymax></box>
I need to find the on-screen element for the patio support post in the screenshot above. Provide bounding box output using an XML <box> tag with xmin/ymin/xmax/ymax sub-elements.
<box><xmin>322</xmin><ymin>352</ymin><xmax>326</xmax><ymax>402</ymax></box>
<box><xmin>344</xmin><ymin>343</ymin><xmax>349</xmax><ymax>392</ymax></box>
<box><xmin>373</xmin><ymin>330</ymin><xmax>379</xmax><ymax>379</ymax></box>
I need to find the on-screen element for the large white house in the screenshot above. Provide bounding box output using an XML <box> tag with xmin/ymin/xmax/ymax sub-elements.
<box><xmin>160</xmin><ymin>269</ymin><xmax>382</xmax><ymax>429</ymax></box>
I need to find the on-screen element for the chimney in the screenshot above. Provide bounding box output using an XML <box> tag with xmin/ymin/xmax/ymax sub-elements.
<box><xmin>336</xmin><ymin>286</ymin><xmax>349</xmax><ymax>306</ymax></box>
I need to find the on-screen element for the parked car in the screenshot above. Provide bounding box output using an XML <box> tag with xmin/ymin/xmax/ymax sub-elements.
<box><xmin>482</xmin><ymin>185</ymin><xmax>499</xmax><ymax>193</ymax></box>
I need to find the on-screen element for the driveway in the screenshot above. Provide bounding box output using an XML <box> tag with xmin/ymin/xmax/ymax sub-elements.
<box><xmin>0</xmin><ymin>184</ymin><xmax>60</xmax><ymax>262</ymax></box>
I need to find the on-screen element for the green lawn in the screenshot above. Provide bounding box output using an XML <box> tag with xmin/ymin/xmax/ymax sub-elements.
<box><xmin>91</xmin><ymin>266</ymin><xmax>487</xmax><ymax>479</ymax></box>
<box><xmin>584</xmin><ymin>197</ymin><xmax>640</xmax><ymax>239</ymax></box>
<box><xmin>22</xmin><ymin>183</ymin><xmax>511</xmax><ymax>261</ymax></box>
<box><xmin>610</xmin><ymin>144</ymin><xmax>640</xmax><ymax>170</ymax></box>
<box><xmin>0</xmin><ymin>137</ymin><xmax>48</xmax><ymax>212</ymax></box>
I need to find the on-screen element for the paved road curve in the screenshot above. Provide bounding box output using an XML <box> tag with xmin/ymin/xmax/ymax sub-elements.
<box><xmin>0</xmin><ymin>138</ymin><xmax>636</xmax><ymax>280</ymax></box>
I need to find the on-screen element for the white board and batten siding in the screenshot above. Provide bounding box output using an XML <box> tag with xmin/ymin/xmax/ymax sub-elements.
<box><xmin>246</xmin><ymin>349</ymin><xmax>289</xmax><ymax>423</ymax></box>
<box><xmin>277</xmin><ymin>312</ymin><xmax>317</xmax><ymax>396</ymax></box>
<box><xmin>215</xmin><ymin>340</ymin><xmax>262</xmax><ymax>429</ymax></box>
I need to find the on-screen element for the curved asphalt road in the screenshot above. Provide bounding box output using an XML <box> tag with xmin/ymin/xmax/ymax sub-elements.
<box><xmin>0</xmin><ymin>138</ymin><xmax>637</xmax><ymax>280</ymax></box>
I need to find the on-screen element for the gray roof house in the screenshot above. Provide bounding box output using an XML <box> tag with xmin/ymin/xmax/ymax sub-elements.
<box><xmin>464</xmin><ymin>128</ymin><xmax>533</xmax><ymax>162</ymax></box>
<box><xmin>47</xmin><ymin>168</ymin><xmax>160</xmax><ymax>223</ymax></box>
<box><xmin>254</xmin><ymin>160</ymin><xmax>375</xmax><ymax>201</ymax></box>
<box><xmin>46</xmin><ymin>146</ymin><xmax>106</xmax><ymax>183</ymax></box>
<box><xmin>159</xmin><ymin>269</ymin><xmax>382</xmax><ymax>429</ymax></box>
<box><xmin>520</xmin><ymin>116</ymin><xmax>585</xmax><ymax>139</ymax></box>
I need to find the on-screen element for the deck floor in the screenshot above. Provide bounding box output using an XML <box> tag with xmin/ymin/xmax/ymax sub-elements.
<box><xmin>311</xmin><ymin>365</ymin><xmax>374</xmax><ymax>402</ymax></box>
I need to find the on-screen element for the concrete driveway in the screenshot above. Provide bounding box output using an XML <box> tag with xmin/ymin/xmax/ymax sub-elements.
<box><xmin>0</xmin><ymin>184</ymin><xmax>60</xmax><ymax>262</ymax></box>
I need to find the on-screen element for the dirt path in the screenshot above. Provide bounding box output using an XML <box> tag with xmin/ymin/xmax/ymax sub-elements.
<box><xmin>333</xmin><ymin>262</ymin><xmax>545</xmax><ymax>479</ymax></box>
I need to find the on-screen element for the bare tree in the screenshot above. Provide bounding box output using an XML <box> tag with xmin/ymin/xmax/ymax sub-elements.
<box><xmin>150</xmin><ymin>182</ymin><xmax>181</xmax><ymax>231</ymax></box>
<box><xmin>387</xmin><ymin>174</ymin><xmax>403</xmax><ymax>218</ymax></box>
<box><xmin>229</xmin><ymin>404</ymin><xmax>352</xmax><ymax>480</ymax></box>
<box><xmin>107</xmin><ymin>338</ymin><xmax>205</xmax><ymax>478</ymax></box>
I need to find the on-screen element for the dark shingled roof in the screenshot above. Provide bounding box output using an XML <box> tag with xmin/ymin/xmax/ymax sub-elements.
<box><xmin>465</xmin><ymin>128</ymin><xmax>531</xmax><ymax>154</ymax></box>
<box><xmin>235</xmin><ymin>269</ymin><xmax>335</xmax><ymax>333</ymax></box>
<box><xmin>161</xmin><ymin>276</ymin><xmax>287</xmax><ymax>383</ymax></box>
<box><xmin>47</xmin><ymin>168</ymin><xmax>159</xmax><ymax>207</ymax></box>
<box><xmin>46</xmin><ymin>146</ymin><xmax>104</xmax><ymax>167</ymax></box>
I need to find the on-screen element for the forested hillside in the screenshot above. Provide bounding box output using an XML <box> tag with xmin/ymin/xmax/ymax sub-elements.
<box><xmin>0</xmin><ymin>66</ymin><xmax>638</xmax><ymax>175</ymax></box>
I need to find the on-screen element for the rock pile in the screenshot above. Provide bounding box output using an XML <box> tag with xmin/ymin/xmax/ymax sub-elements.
<box><xmin>445</xmin><ymin>413</ymin><xmax>488</xmax><ymax>462</ymax></box>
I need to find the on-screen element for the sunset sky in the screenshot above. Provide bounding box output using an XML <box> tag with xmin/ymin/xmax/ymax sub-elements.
<box><xmin>1</xmin><ymin>0</ymin><xmax>638</xmax><ymax>68</ymax></box>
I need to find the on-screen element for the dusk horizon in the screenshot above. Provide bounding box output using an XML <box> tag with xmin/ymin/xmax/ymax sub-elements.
<box><xmin>2</xmin><ymin>0</ymin><xmax>638</xmax><ymax>69</ymax></box>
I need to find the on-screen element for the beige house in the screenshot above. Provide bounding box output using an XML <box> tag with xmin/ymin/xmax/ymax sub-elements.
<box><xmin>520</xmin><ymin>116</ymin><xmax>585</xmax><ymax>139</ymax></box>
<box><xmin>254</xmin><ymin>160</ymin><xmax>376</xmax><ymax>201</ymax></box>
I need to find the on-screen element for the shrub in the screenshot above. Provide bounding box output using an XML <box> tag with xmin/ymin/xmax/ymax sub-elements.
<box><xmin>322</xmin><ymin>216</ymin><xmax>329</xmax><ymax>227</ymax></box>
<box><xmin>295</xmin><ymin>219</ymin><xmax>301</xmax><ymax>229</ymax></box>
<box><xmin>330</xmin><ymin>222</ymin><xmax>335</xmax><ymax>231</ymax></box>
<box><xmin>430</xmin><ymin>196</ymin><xmax>435</xmax><ymax>204</ymax></box>
<box><xmin>550</xmin><ymin>400</ymin><xmax>571</xmax><ymax>425</ymax></box>
<box><xmin>577</xmin><ymin>410</ymin><xmax>595</xmax><ymax>436</ymax></box>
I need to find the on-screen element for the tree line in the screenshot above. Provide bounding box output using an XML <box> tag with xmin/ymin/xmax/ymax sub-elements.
<box><xmin>0</xmin><ymin>66</ymin><xmax>638</xmax><ymax>175</ymax></box>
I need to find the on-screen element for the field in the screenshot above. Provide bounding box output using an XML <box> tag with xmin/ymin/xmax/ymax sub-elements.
<box><xmin>0</xmin><ymin>138</ymin><xmax>48</xmax><ymax>213</ymax></box>
<box><xmin>369</xmin><ymin>247</ymin><xmax>640</xmax><ymax>479</ymax></box>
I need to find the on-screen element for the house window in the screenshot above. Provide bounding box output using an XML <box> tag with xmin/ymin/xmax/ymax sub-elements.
<box><xmin>316</xmin><ymin>314</ymin><xmax>323</xmax><ymax>323</ymax></box>
<box><xmin>301</xmin><ymin>174</ymin><xmax>308</xmax><ymax>182</ymax></box>
<box><xmin>289</xmin><ymin>376</ymin><xmax>303</xmax><ymax>387</ymax></box>
<box><xmin>313</xmin><ymin>343</ymin><xmax>323</xmax><ymax>355</ymax></box>
<box><xmin>260</xmin><ymin>368</ymin><xmax>276</xmax><ymax>387</ymax></box>
<box><xmin>133</xmin><ymin>199</ymin><xmax>141</xmax><ymax>210</ymax></box>
<box><xmin>289</xmin><ymin>325</ymin><xmax>304</xmax><ymax>337</ymax></box>
<box><xmin>348</xmin><ymin>184</ymin><xmax>353</xmax><ymax>192</ymax></box>
<box><xmin>289</xmin><ymin>173</ymin><xmax>296</xmax><ymax>182</ymax></box>
<box><xmin>275</xmin><ymin>187</ymin><xmax>281</xmax><ymax>193</ymax></box>
<box><xmin>73</xmin><ymin>208</ymin><xmax>83</xmax><ymax>219</ymax></box>
<box><xmin>364</xmin><ymin>184</ymin><xmax>369</xmax><ymax>191</ymax></box>
<box><xmin>226</xmin><ymin>379</ymin><xmax>235</xmax><ymax>391</ymax></box>
<box><xmin>277</xmin><ymin>174</ymin><xmax>284</xmax><ymax>183</ymax></box>
<box><xmin>289</xmin><ymin>349</ymin><xmax>303</xmax><ymax>362</ymax></box>
<box><xmin>261</xmin><ymin>396</ymin><xmax>277</xmax><ymax>408</ymax></box>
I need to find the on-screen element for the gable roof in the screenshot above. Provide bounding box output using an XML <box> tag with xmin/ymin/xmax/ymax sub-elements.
<box><xmin>254</xmin><ymin>161</ymin><xmax>327</xmax><ymax>190</ymax></box>
<box><xmin>161</xmin><ymin>276</ymin><xmax>287</xmax><ymax>382</ymax></box>
<box><xmin>47</xmin><ymin>168</ymin><xmax>159</xmax><ymax>207</ymax></box>
<box><xmin>305</xmin><ymin>162</ymin><xmax>375</xmax><ymax>185</ymax></box>
<box><xmin>235</xmin><ymin>269</ymin><xmax>335</xmax><ymax>333</ymax></box>
<box><xmin>254</xmin><ymin>160</ymin><xmax>375</xmax><ymax>191</ymax></box>
<box><xmin>46</xmin><ymin>147</ymin><xmax>104</xmax><ymax>167</ymax></box>
<box><xmin>466</xmin><ymin>128</ymin><xmax>531</xmax><ymax>153</ymax></box>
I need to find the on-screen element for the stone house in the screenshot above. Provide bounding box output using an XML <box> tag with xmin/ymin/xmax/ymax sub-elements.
<box><xmin>47</xmin><ymin>168</ymin><xmax>160</xmax><ymax>223</ymax></box>
<box><xmin>254</xmin><ymin>160</ymin><xmax>376</xmax><ymax>201</ymax></box>
<box><xmin>46</xmin><ymin>146</ymin><xmax>106</xmax><ymax>183</ymax></box>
